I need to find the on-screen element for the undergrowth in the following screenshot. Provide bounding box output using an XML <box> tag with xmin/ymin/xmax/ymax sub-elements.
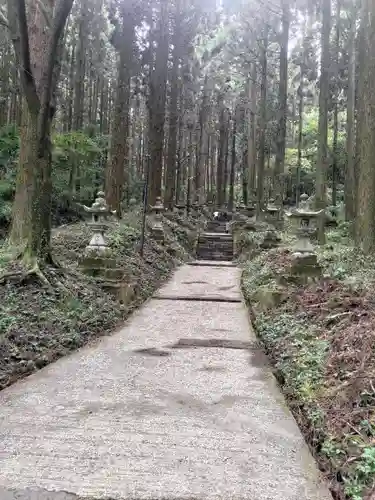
<box><xmin>242</xmin><ymin>222</ymin><xmax>375</xmax><ymax>500</ymax></box>
<box><xmin>0</xmin><ymin>209</ymin><xmax>195</xmax><ymax>390</ymax></box>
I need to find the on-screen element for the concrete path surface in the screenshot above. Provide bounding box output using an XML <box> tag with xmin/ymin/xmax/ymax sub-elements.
<box><xmin>0</xmin><ymin>264</ymin><xmax>331</xmax><ymax>500</ymax></box>
<box><xmin>154</xmin><ymin>265</ymin><xmax>242</xmax><ymax>302</ymax></box>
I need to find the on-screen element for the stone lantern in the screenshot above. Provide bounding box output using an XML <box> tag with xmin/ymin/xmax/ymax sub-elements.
<box><xmin>246</xmin><ymin>190</ymin><xmax>257</xmax><ymax>217</ymax></box>
<box><xmin>286</xmin><ymin>194</ymin><xmax>324</xmax><ymax>281</ymax></box>
<box><xmin>191</xmin><ymin>195</ymin><xmax>200</xmax><ymax>218</ymax></box>
<box><xmin>79</xmin><ymin>191</ymin><xmax>122</xmax><ymax>280</ymax></box>
<box><xmin>238</xmin><ymin>201</ymin><xmax>246</xmax><ymax>214</ymax></box>
<box><xmin>174</xmin><ymin>202</ymin><xmax>186</xmax><ymax>217</ymax></box>
<box><xmin>150</xmin><ymin>196</ymin><xmax>165</xmax><ymax>244</ymax></box>
<box><xmin>299</xmin><ymin>193</ymin><xmax>309</xmax><ymax>210</ymax></box>
<box><xmin>263</xmin><ymin>197</ymin><xmax>282</xmax><ymax>229</ymax></box>
<box><xmin>129</xmin><ymin>198</ymin><xmax>137</xmax><ymax>210</ymax></box>
<box><xmin>82</xmin><ymin>191</ymin><xmax>114</xmax><ymax>254</ymax></box>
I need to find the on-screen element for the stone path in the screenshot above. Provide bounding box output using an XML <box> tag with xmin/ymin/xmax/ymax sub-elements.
<box><xmin>0</xmin><ymin>263</ymin><xmax>331</xmax><ymax>500</ymax></box>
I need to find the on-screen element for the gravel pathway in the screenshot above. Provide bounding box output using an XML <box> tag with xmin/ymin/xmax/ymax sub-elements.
<box><xmin>0</xmin><ymin>264</ymin><xmax>331</xmax><ymax>499</ymax></box>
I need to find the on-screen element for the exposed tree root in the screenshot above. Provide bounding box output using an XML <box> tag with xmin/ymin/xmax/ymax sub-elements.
<box><xmin>0</xmin><ymin>251</ymin><xmax>64</xmax><ymax>289</ymax></box>
<box><xmin>0</xmin><ymin>262</ymin><xmax>51</xmax><ymax>287</ymax></box>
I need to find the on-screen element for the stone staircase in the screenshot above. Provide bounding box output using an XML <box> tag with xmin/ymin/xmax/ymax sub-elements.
<box><xmin>196</xmin><ymin>220</ymin><xmax>234</xmax><ymax>261</ymax></box>
<box><xmin>205</xmin><ymin>220</ymin><xmax>228</xmax><ymax>233</ymax></box>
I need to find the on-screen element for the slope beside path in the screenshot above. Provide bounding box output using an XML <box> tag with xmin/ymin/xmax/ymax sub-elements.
<box><xmin>0</xmin><ymin>263</ymin><xmax>331</xmax><ymax>500</ymax></box>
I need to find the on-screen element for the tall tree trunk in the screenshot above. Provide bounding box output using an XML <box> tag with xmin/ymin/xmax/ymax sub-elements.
<box><xmin>210</xmin><ymin>133</ymin><xmax>217</xmax><ymax>200</ymax></box>
<box><xmin>217</xmin><ymin>94</ymin><xmax>227</xmax><ymax>208</ymax></box>
<box><xmin>256</xmin><ymin>26</ymin><xmax>268</xmax><ymax>217</ymax></box>
<box><xmin>175</xmin><ymin>93</ymin><xmax>185</xmax><ymax>203</ymax></box>
<box><xmin>9</xmin><ymin>0</ymin><xmax>55</xmax><ymax>248</ymax></box>
<box><xmin>106</xmin><ymin>9</ymin><xmax>135</xmax><ymax>216</ymax></box>
<box><xmin>196</xmin><ymin>74</ymin><xmax>210</xmax><ymax>205</ymax></box>
<box><xmin>274</xmin><ymin>0</ymin><xmax>289</xmax><ymax>207</ymax></box>
<box><xmin>9</xmin><ymin>100</ymin><xmax>35</xmax><ymax>245</ymax></box>
<box><xmin>315</xmin><ymin>0</ymin><xmax>331</xmax><ymax>243</ymax></box>
<box><xmin>223</xmin><ymin>111</ymin><xmax>230</xmax><ymax>206</ymax></box>
<box><xmin>356</xmin><ymin>0</ymin><xmax>375</xmax><ymax>252</ymax></box>
<box><xmin>165</xmin><ymin>1</ymin><xmax>181</xmax><ymax>210</ymax></box>
<box><xmin>248</xmin><ymin>62</ymin><xmax>257</xmax><ymax>203</ymax></box>
<box><xmin>8</xmin><ymin>0</ymin><xmax>74</xmax><ymax>263</ymax></box>
<box><xmin>228</xmin><ymin>109</ymin><xmax>237</xmax><ymax>212</ymax></box>
<box><xmin>345</xmin><ymin>3</ymin><xmax>357</xmax><ymax>222</ymax></box>
<box><xmin>296</xmin><ymin>69</ymin><xmax>304</xmax><ymax>207</ymax></box>
<box><xmin>73</xmin><ymin>2</ymin><xmax>86</xmax><ymax>131</ymax></box>
<box><xmin>147</xmin><ymin>0</ymin><xmax>169</xmax><ymax>207</ymax></box>
<box><xmin>186</xmin><ymin>129</ymin><xmax>193</xmax><ymax>211</ymax></box>
<box><xmin>332</xmin><ymin>0</ymin><xmax>341</xmax><ymax>207</ymax></box>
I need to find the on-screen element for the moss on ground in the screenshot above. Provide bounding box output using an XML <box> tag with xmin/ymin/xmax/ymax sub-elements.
<box><xmin>0</xmin><ymin>209</ymin><xmax>196</xmax><ymax>391</ymax></box>
<box><xmin>242</xmin><ymin>223</ymin><xmax>375</xmax><ymax>500</ymax></box>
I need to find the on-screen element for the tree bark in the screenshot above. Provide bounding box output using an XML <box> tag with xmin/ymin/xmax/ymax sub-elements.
<box><xmin>147</xmin><ymin>0</ymin><xmax>169</xmax><ymax>207</ymax></box>
<box><xmin>248</xmin><ymin>62</ymin><xmax>257</xmax><ymax>203</ymax></box>
<box><xmin>73</xmin><ymin>1</ymin><xmax>86</xmax><ymax>131</ymax></box>
<box><xmin>217</xmin><ymin>94</ymin><xmax>227</xmax><ymax>208</ymax></box>
<box><xmin>106</xmin><ymin>8</ymin><xmax>135</xmax><ymax>216</ymax></box>
<box><xmin>256</xmin><ymin>26</ymin><xmax>268</xmax><ymax>217</ymax></box>
<box><xmin>196</xmin><ymin>74</ymin><xmax>210</xmax><ymax>205</ymax></box>
<box><xmin>332</xmin><ymin>0</ymin><xmax>341</xmax><ymax>207</ymax></box>
<box><xmin>273</xmin><ymin>0</ymin><xmax>289</xmax><ymax>207</ymax></box>
<box><xmin>345</xmin><ymin>3</ymin><xmax>357</xmax><ymax>222</ymax></box>
<box><xmin>356</xmin><ymin>0</ymin><xmax>375</xmax><ymax>252</ymax></box>
<box><xmin>315</xmin><ymin>0</ymin><xmax>331</xmax><ymax>243</ymax></box>
<box><xmin>8</xmin><ymin>0</ymin><xmax>75</xmax><ymax>263</ymax></box>
<box><xmin>165</xmin><ymin>1</ymin><xmax>181</xmax><ymax>210</ymax></box>
<box><xmin>228</xmin><ymin>109</ymin><xmax>237</xmax><ymax>212</ymax></box>
<box><xmin>296</xmin><ymin>69</ymin><xmax>303</xmax><ymax>207</ymax></box>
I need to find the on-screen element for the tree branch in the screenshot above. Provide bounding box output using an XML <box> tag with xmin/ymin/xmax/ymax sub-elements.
<box><xmin>14</xmin><ymin>0</ymin><xmax>40</xmax><ymax>113</ymax></box>
<box><xmin>38</xmin><ymin>0</ymin><xmax>75</xmax><ymax>145</ymax></box>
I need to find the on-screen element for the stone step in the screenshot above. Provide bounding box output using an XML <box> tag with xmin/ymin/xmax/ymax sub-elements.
<box><xmin>199</xmin><ymin>232</ymin><xmax>232</xmax><ymax>240</ymax></box>
<box><xmin>197</xmin><ymin>253</ymin><xmax>233</xmax><ymax>261</ymax></box>
<box><xmin>196</xmin><ymin>232</ymin><xmax>234</xmax><ymax>261</ymax></box>
<box><xmin>188</xmin><ymin>260</ymin><xmax>236</xmax><ymax>267</ymax></box>
<box><xmin>206</xmin><ymin>221</ymin><xmax>229</xmax><ymax>233</ymax></box>
<box><xmin>197</xmin><ymin>242</ymin><xmax>233</xmax><ymax>250</ymax></box>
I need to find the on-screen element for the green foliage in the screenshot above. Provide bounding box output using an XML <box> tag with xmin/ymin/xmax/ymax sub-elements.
<box><xmin>0</xmin><ymin>127</ymin><xmax>108</xmax><ymax>229</ymax></box>
<box><xmin>0</xmin><ymin>124</ymin><xmax>19</xmax><ymax>171</ymax></box>
<box><xmin>256</xmin><ymin>313</ymin><xmax>328</xmax><ymax>404</ymax></box>
<box><xmin>318</xmin><ymin>225</ymin><xmax>375</xmax><ymax>286</ymax></box>
<box><xmin>284</xmin><ymin>110</ymin><xmax>347</xmax><ymax>199</ymax></box>
<box><xmin>242</xmin><ymin>226</ymin><xmax>375</xmax><ymax>500</ymax></box>
<box><xmin>109</xmin><ymin>221</ymin><xmax>140</xmax><ymax>251</ymax></box>
<box><xmin>235</xmin><ymin>229</ymin><xmax>266</xmax><ymax>257</ymax></box>
<box><xmin>0</xmin><ymin>125</ymin><xmax>19</xmax><ymax>226</ymax></box>
<box><xmin>344</xmin><ymin>446</ymin><xmax>375</xmax><ymax>500</ymax></box>
<box><xmin>242</xmin><ymin>253</ymin><xmax>277</xmax><ymax>293</ymax></box>
<box><xmin>52</xmin><ymin>131</ymin><xmax>107</xmax><ymax>205</ymax></box>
